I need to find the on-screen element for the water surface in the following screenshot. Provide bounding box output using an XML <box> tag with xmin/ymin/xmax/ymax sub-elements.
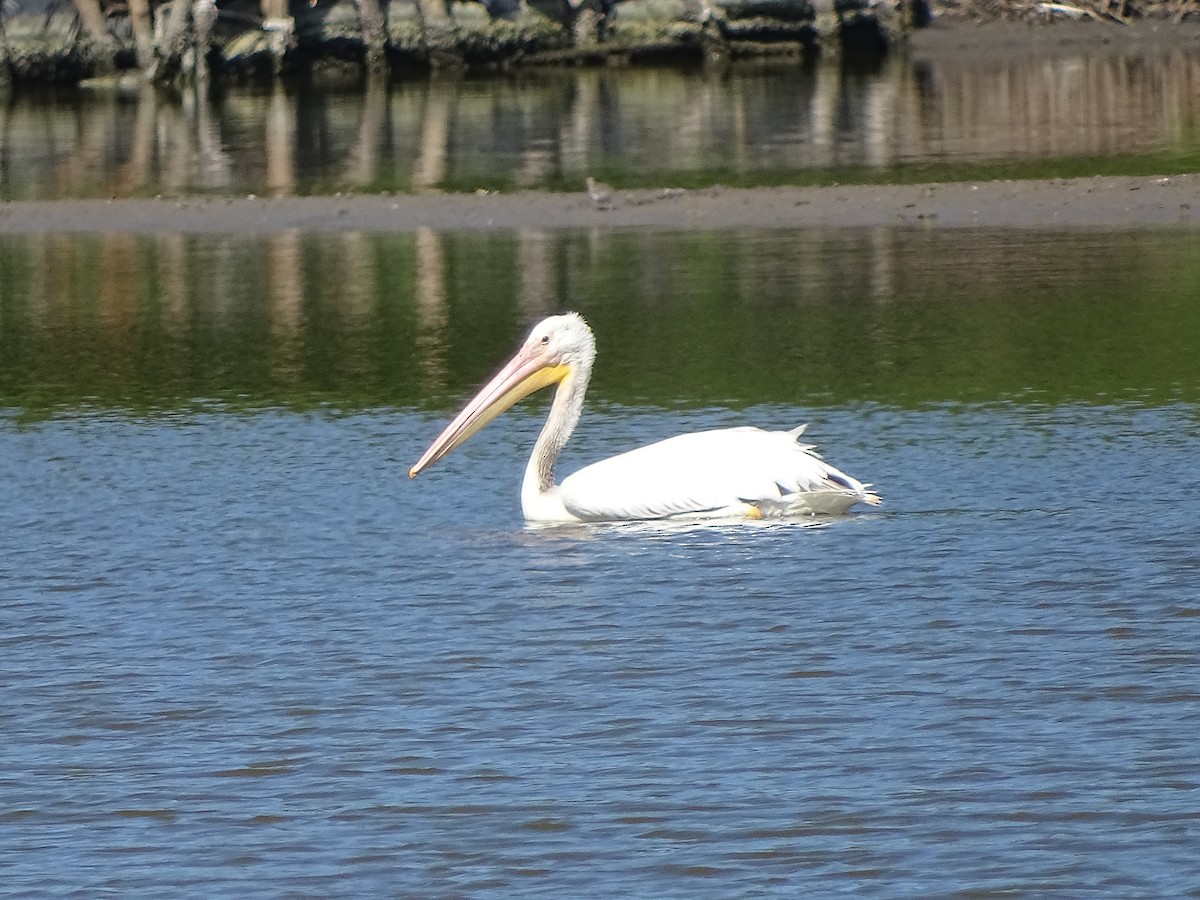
<box><xmin>2</xmin><ymin>224</ymin><xmax>1199</xmax><ymax>894</ymax></box>
<box><xmin>2</xmin><ymin>226</ymin><xmax>1199</xmax><ymax>411</ymax></box>
<box><xmin>2</xmin><ymin>402</ymin><xmax>1198</xmax><ymax>895</ymax></box>
<box><xmin>4</xmin><ymin>43</ymin><xmax>1200</xmax><ymax>199</ymax></box>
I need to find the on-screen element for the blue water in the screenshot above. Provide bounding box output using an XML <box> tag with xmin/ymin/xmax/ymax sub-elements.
<box><xmin>3</xmin><ymin>401</ymin><xmax>1198</xmax><ymax>895</ymax></box>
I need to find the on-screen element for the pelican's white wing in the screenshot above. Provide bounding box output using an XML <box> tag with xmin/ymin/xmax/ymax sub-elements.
<box><xmin>558</xmin><ymin>426</ymin><xmax>880</xmax><ymax>522</ymax></box>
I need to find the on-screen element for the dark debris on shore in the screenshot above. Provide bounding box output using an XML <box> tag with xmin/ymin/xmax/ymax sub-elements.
<box><xmin>933</xmin><ymin>0</ymin><xmax>1198</xmax><ymax>24</ymax></box>
<box><xmin>0</xmin><ymin>0</ymin><xmax>1194</xmax><ymax>87</ymax></box>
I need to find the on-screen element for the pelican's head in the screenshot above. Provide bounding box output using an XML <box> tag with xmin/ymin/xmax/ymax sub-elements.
<box><xmin>528</xmin><ymin>312</ymin><xmax>596</xmax><ymax>370</ymax></box>
<box><xmin>409</xmin><ymin>313</ymin><xmax>595</xmax><ymax>478</ymax></box>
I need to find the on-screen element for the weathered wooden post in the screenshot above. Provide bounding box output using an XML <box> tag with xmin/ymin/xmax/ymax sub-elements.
<box><xmin>357</xmin><ymin>0</ymin><xmax>390</xmax><ymax>72</ymax></box>
<box><xmin>193</xmin><ymin>0</ymin><xmax>218</xmax><ymax>82</ymax></box>
<box><xmin>570</xmin><ymin>0</ymin><xmax>606</xmax><ymax>48</ymax></box>
<box><xmin>0</xmin><ymin>0</ymin><xmax>9</xmax><ymax>87</ymax></box>
<box><xmin>155</xmin><ymin>0</ymin><xmax>195</xmax><ymax>79</ymax></box>
<box><xmin>72</xmin><ymin>0</ymin><xmax>118</xmax><ymax>70</ymax></box>
<box><xmin>684</xmin><ymin>0</ymin><xmax>730</xmax><ymax>62</ymax></box>
<box><xmin>261</xmin><ymin>0</ymin><xmax>296</xmax><ymax>75</ymax></box>
<box><xmin>128</xmin><ymin>0</ymin><xmax>155</xmax><ymax>72</ymax></box>
<box><xmin>526</xmin><ymin>0</ymin><xmax>608</xmax><ymax>52</ymax></box>
<box><xmin>417</xmin><ymin>0</ymin><xmax>462</xmax><ymax>67</ymax></box>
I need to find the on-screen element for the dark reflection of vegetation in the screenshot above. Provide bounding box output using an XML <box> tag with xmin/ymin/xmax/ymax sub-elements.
<box><xmin>6</xmin><ymin>51</ymin><xmax>1200</xmax><ymax>200</ymax></box>
<box><xmin>1</xmin><ymin>227</ymin><xmax>1199</xmax><ymax>418</ymax></box>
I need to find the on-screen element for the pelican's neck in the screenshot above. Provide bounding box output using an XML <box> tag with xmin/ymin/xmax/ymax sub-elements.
<box><xmin>520</xmin><ymin>361</ymin><xmax>590</xmax><ymax>518</ymax></box>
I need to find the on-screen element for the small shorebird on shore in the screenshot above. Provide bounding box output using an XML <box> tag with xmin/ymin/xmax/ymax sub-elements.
<box><xmin>585</xmin><ymin>176</ymin><xmax>613</xmax><ymax>210</ymax></box>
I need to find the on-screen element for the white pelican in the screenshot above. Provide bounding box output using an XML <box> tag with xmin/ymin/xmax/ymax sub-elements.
<box><xmin>410</xmin><ymin>313</ymin><xmax>880</xmax><ymax>523</ymax></box>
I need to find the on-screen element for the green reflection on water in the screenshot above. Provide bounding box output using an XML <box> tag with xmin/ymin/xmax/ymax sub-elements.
<box><xmin>1</xmin><ymin>227</ymin><xmax>1198</xmax><ymax>417</ymax></box>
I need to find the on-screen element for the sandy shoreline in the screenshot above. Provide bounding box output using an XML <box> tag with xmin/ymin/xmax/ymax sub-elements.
<box><xmin>1</xmin><ymin>175</ymin><xmax>1199</xmax><ymax>234</ymax></box>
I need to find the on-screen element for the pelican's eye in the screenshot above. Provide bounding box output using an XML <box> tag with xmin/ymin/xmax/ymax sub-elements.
<box><xmin>540</xmin><ymin>335</ymin><xmax>550</xmax><ymax>345</ymax></box>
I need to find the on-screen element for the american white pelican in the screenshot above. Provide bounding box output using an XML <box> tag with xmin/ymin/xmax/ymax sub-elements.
<box><xmin>410</xmin><ymin>313</ymin><xmax>880</xmax><ymax>523</ymax></box>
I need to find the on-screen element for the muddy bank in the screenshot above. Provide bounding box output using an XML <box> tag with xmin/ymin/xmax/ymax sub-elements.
<box><xmin>2</xmin><ymin>174</ymin><xmax>1199</xmax><ymax>233</ymax></box>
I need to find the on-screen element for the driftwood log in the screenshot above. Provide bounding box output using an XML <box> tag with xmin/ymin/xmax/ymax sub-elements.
<box><xmin>0</xmin><ymin>0</ymin><xmax>919</xmax><ymax>84</ymax></box>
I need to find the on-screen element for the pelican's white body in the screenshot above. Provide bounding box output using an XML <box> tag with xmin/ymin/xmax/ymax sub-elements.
<box><xmin>412</xmin><ymin>312</ymin><xmax>880</xmax><ymax>524</ymax></box>
<box><xmin>523</xmin><ymin>425</ymin><xmax>876</xmax><ymax>523</ymax></box>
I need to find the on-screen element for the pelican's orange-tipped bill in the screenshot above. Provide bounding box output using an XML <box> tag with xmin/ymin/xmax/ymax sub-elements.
<box><xmin>410</xmin><ymin>345</ymin><xmax>570</xmax><ymax>478</ymax></box>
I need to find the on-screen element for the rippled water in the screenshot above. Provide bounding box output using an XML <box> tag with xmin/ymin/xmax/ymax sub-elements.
<box><xmin>3</xmin><ymin>399</ymin><xmax>1199</xmax><ymax>894</ymax></box>
<box><xmin>4</xmin><ymin>62</ymin><xmax>1200</xmax><ymax>884</ymax></box>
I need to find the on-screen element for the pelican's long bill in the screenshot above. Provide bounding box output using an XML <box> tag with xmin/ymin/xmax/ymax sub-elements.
<box><xmin>409</xmin><ymin>343</ymin><xmax>570</xmax><ymax>478</ymax></box>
